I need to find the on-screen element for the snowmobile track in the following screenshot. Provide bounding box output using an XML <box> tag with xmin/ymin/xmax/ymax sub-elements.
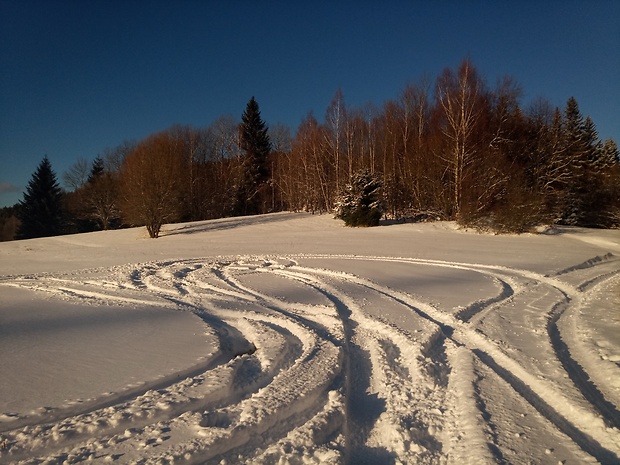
<box><xmin>1</xmin><ymin>253</ymin><xmax>618</xmax><ymax>464</ymax></box>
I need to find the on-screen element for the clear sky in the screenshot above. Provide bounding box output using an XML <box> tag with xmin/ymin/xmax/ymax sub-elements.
<box><xmin>1</xmin><ymin>0</ymin><xmax>619</xmax><ymax>208</ymax></box>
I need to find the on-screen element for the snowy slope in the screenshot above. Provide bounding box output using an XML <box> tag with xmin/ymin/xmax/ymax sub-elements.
<box><xmin>0</xmin><ymin>212</ymin><xmax>619</xmax><ymax>464</ymax></box>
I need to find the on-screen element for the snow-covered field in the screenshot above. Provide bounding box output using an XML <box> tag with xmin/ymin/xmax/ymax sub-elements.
<box><xmin>1</xmin><ymin>212</ymin><xmax>619</xmax><ymax>465</ymax></box>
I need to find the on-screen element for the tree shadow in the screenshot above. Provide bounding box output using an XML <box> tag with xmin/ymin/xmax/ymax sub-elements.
<box><xmin>162</xmin><ymin>212</ymin><xmax>306</xmax><ymax>237</ymax></box>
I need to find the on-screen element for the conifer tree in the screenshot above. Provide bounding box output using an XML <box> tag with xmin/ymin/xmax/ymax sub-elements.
<box><xmin>334</xmin><ymin>169</ymin><xmax>383</xmax><ymax>227</ymax></box>
<box><xmin>600</xmin><ymin>139</ymin><xmax>619</xmax><ymax>169</ymax></box>
<box><xmin>17</xmin><ymin>156</ymin><xmax>65</xmax><ymax>239</ymax></box>
<box><xmin>87</xmin><ymin>156</ymin><xmax>105</xmax><ymax>183</ymax></box>
<box><xmin>559</xmin><ymin>98</ymin><xmax>616</xmax><ymax>226</ymax></box>
<box><xmin>564</xmin><ymin>97</ymin><xmax>586</xmax><ymax>160</ymax></box>
<box><xmin>582</xmin><ymin>116</ymin><xmax>602</xmax><ymax>165</ymax></box>
<box><xmin>236</xmin><ymin>96</ymin><xmax>272</xmax><ymax>215</ymax></box>
<box><xmin>559</xmin><ymin>97</ymin><xmax>590</xmax><ymax>224</ymax></box>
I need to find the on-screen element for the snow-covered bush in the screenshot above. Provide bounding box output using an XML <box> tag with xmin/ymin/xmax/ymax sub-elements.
<box><xmin>334</xmin><ymin>170</ymin><xmax>383</xmax><ymax>227</ymax></box>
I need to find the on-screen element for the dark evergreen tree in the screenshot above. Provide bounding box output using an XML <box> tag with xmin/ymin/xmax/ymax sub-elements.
<box><xmin>558</xmin><ymin>97</ymin><xmax>591</xmax><ymax>225</ymax></box>
<box><xmin>87</xmin><ymin>156</ymin><xmax>105</xmax><ymax>183</ymax></box>
<box><xmin>556</xmin><ymin>98</ymin><xmax>618</xmax><ymax>227</ymax></box>
<box><xmin>563</xmin><ymin>97</ymin><xmax>586</xmax><ymax>162</ymax></box>
<box><xmin>600</xmin><ymin>139</ymin><xmax>619</xmax><ymax>169</ymax></box>
<box><xmin>582</xmin><ymin>116</ymin><xmax>603</xmax><ymax>166</ymax></box>
<box><xmin>334</xmin><ymin>169</ymin><xmax>383</xmax><ymax>227</ymax></box>
<box><xmin>17</xmin><ymin>156</ymin><xmax>65</xmax><ymax>239</ymax></box>
<box><xmin>236</xmin><ymin>96</ymin><xmax>272</xmax><ymax>215</ymax></box>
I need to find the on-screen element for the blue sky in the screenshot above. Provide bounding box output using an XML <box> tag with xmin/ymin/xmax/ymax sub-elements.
<box><xmin>1</xmin><ymin>0</ymin><xmax>619</xmax><ymax>208</ymax></box>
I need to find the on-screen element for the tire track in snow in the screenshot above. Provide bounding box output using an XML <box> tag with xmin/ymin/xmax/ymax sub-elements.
<box><xmin>227</xmin><ymin>263</ymin><xmax>448</xmax><ymax>463</ymax></box>
<box><xmin>299</xmin><ymin>255</ymin><xmax>619</xmax><ymax>417</ymax></box>
<box><xmin>273</xmin><ymin>266</ymin><xmax>449</xmax><ymax>463</ymax></box>
<box><xmin>554</xmin><ymin>252</ymin><xmax>620</xmax><ymax>291</ymax></box>
<box><xmin>153</xmin><ymin>254</ymin><xmax>619</xmax><ymax>464</ymax></box>
<box><xmin>287</xmin><ymin>256</ymin><xmax>620</xmax><ymax>462</ymax></box>
<box><xmin>127</xmin><ymin>260</ymin><xmax>343</xmax><ymax>464</ymax></box>
<box><xmin>1</xmin><ymin>261</ymin><xmax>331</xmax><ymax>463</ymax></box>
<box><xmin>542</xmin><ymin>254</ymin><xmax>620</xmax><ymax>431</ymax></box>
<box><xmin>443</xmin><ymin>343</ymin><xmax>498</xmax><ymax>465</ymax></box>
<box><xmin>153</xmin><ymin>260</ymin><xmax>345</xmax><ymax>464</ymax></box>
<box><xmin>1</xmin><ymin>253</ymin><xmax>619</xmax><ymax>464</ymax></box>
<box><xmin>455</xmin><ymin>275</ymin><xmax>515</xmax><ymax>323</ymax></box>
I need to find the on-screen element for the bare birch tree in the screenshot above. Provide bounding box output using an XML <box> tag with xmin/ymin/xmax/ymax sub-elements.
<box><xmin>324</xmin><ymin>89</ymin><xmax>347</xmax><ymax>193</ymax></box>
<box><xmin>436</xmin><ymin>60</ymin><xmax>487</xmax><ymax>218</ymax></box>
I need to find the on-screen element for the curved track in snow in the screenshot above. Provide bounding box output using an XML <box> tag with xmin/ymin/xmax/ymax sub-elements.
<box><xmin>1</xmin><ymin>253</ymin><xmax>619</xmax><ymax>464</ymax></box>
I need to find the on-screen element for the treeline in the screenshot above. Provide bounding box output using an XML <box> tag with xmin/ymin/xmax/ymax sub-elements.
<box><xmin>4</xmin><ymin>59</ymin><xmax>619</xmax><ymax>241</ymax></box>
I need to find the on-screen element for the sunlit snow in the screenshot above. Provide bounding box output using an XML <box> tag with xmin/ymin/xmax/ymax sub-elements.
<box><xmin>1</xmin><ymin>212</ymin><xmax>619</xmax><ymax>464</ymax></box>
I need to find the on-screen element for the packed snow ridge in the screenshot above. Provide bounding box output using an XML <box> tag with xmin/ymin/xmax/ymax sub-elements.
<box><xmin>0</xmin><ymin>212</ymin><xmax>619</xmax><ymax>464</ymax></box>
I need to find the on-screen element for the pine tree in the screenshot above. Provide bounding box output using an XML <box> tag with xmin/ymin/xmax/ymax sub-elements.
<box><xmin>236</xmin><ymin>96</ymin><xmax>272</xmax><ymax>215</ymax></box>
<box><xmin>17</xmin><ymin>156</ymin><xmax>65</xmax><ymax>239</ymax></box>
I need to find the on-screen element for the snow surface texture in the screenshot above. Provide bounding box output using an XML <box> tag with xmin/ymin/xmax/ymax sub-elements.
<box><xmin>0</xmin><ymin>212</ymin><xmax>619</xmax><ymax>465</ymax></box>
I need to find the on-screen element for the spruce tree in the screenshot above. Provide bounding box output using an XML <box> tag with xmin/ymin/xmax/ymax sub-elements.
<box><xmin>87</xmin><ymin>156</ymin><xmax>105</xmax><ymax>183</ymax></box>
<box><xmin>582</xmin><ymin>116</ymin><xmax>602</xmax><ymax>166</ymax></box>
<box><xmin>236</xmin><ymin>96</ymin><xmax>272</xmax><ymax>215</ymax></box>
<box><xmin>564</xmin><ymin>97</ymin><xmax>586</xmax><ymax>161</ymax></box>
<box><xmin>600</xmin><ymin>139</ymin><xmax>619</xmax><ymax>169</ymax></box>
<box><xmin>559</xmin><ymin>98</ymin><xmax>616</xmax><ymax>227</ymax></box>
<box><xmin>17</xmin><ymin>156</ymin><xmax>65</xmax><ymax>239</ymax></box>
<box><xmin>334</xmin><ymin>169</ymin><xmax>383</xmax><ymax>227</ymax></box>
<box><xmin>559</xmin><ymin>97</ymin><xmax>589</xmax><ymax>224</ymax></box>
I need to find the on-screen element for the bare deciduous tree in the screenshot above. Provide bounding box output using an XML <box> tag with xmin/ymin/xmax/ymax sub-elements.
<box><xmin>85</xmin><ymin>170</ymin><xmax>119</xmax><ymax>230</ymax></box>
<box><xmin>120</xmin><ymin>131</ymin><xmax>188</xmax><ymax>238</ymax></box>
<box><xmin>324</xmin><ymin>89</ymin><xmax>347</xmax><ymax>193</ymax></box>
<box><xmin>62</xmin><ymin>157</ymin><xmax>90</xmax><ymax>191</ymax></box>
<box><xmin>436</xmin><ymin>60</ymin><xmax>488</xmax><ymax>218</ymax></box>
